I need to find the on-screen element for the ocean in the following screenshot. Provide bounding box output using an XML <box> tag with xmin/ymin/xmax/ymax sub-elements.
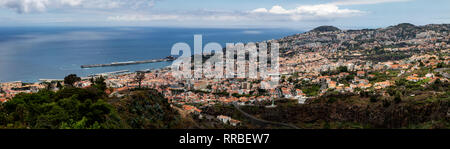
<box><xmin>0</xmin><ymin>27</ymin><xmax>300</xmax><ymax>83</ymax></box>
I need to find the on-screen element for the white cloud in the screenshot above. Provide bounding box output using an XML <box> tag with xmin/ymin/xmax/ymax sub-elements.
<box><xmin>251</xmin><ymin>4</ymin><xmax>363</xmax><ymax>21</ymax></box>
<box><xmin>108</xmin><ymin>14</ymin><xmax>247</xmax><ymax>22</ymax></box>
<box><xmin>0</xmin><ymin>0</ymin><xmax>412</xmax><ymax>26</ymax></box>
<box><xmin>268</xmin><ymin>5</ymin><xmax>291</xmax><ymax>14</ymax></box>
<box><xmin>331</xmin><ymin>0</ymin><xmax>411</xmax><ymax>6</ymax></box>
<box><xmin>251</xmin><ymin>5</ymin><xmax>293</xmax><ymax>14</ymax></box>
<box><xmin>295</xmin><ymin>4</ymin><xmax>362</xmax><ymax>17</ymax></box>
<box><xmin>251</xmin><ymin>8</ymin><xmax>268</xmax><ymax>13</ymax></box>
<box><xmin>249</xmin><ymin>0</ymin><xmax>410</xmax><ymax>21</ymax></box>
<box><xmin>107</xmin><ymin>9</ymin><xmax>254</xmax><ymax>22</ymax></box>
<box><xmin>0</xmin><ymin>0</ymin><xmax>50</xmax><ymax>13</ymax></box>
<box><xmin>0</xmin><ymin>0</ymin><xmax>160</xmax><ymax>14</ymax></box>
<box><xmin>60</xmin><ymin>0</ymin><xmax>82</xmax><ymax>7</ymax></box>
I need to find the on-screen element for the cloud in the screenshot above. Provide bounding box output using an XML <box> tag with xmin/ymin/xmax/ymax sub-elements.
<box><xmin>250</xmin><ymin>8</ymin><xmax>268</xmax><ymax>13</ymax></box>
<box><xmin>330</xmin><ymin>0</ymin><xmax>411</xmax><ymax>6</ymax></box>
<box><xmin>106</xmin><ymin>4</ymin><xmax>362</xmax><ymax>23</ymax></box>
<box><xmin>107</xmin><ymin>14</ymin><xmax>179</xmax><ymax>21</ymax></box>
<box><xmin>0</xmin><ymin>0</ymin><xmax>412</xmax><ymax>26</ymax></box>
<box><xmin>249</xmin><ymin>0</ymin><xmax>411</xmax><ymax>21</ymax></box>
<box><xmin>60</xmin><ymin>0</ymin><xmax>82</xmax><ymax>7</ymax></box>
<box><xmin>294</xmin><ymin>4</ymin><xmax>362</xmax><ymax>17</ymax></box>
<box><xmin>201</xmin><ymin>15</ymin><xmax>248</xmax><ymax>21</ymax></box>
<box><xmin>0</xmin><ymin>0</ymin><xmax>51</xmax><ymax>13</ymax></box>
<box><xmin>0</xmin><ymin>0</ymin><xmax>160</xmax><ymax>14</ymax></box>
<box><xmin>251</xmin><ymin>4</ymin><xmax>363</xmax><ymax>21</ymax></box>
<box><xmin>106</xmin><ymin>9</ymin><xmax>255</xmax><ymax>22</ymax></box>
<box><xmin>267</xmin><ymin>5</ymin><xmax>291</xmax><ymax>14</ymax></box>
<box><xmin>107</xmin><ymin>13</ymin><xmax>250</xmax><ymax>22</ymax></box>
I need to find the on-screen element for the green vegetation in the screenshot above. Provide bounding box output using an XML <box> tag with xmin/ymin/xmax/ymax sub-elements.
<box><xmin>0</xmin><ymin>87</ymin><xmax>120</xmax><ymax>129</ymax></box>
<box><xmin>64</xmin><ymin>74</ymin><xmax>81</xmax><ymax>87</ymax></box>
<box><xmin>394</xmin><ymin>91</ymin><xmax>402</xmax><ymax>103</ymax></box>
<box><xmin>211</xmin><ymin>90</ymin><xmax>450</xmax><ymax>129</ymax></box>
<box><xmin>0</xmin><ymin>75</ymin><xmax>188</xmax><ymax>129</ymax></box>
<box><xmin>320</xmin><ymin>66</ymin><xmax>349</xmax><ymax>76</ymax></box>
<box><xmin>112</xmin><ymin>89</ymin><xmax>186</xmax><ymax>129</ymax></box>
<box><xmin>310</xmin><ymin>26</ymin><xmax>341</xmax><ymax>32</ymax></box>
<box><xmin>134</xmin><ymin>72</ymin><xmax>146</xmax><ymax>88</ymax></box>
<box><xmin>369</xmin><ymin>70</ymin><xmax>399</xmax><ymax>83</ymax></box>
<box><xmin>365</xmin><ymin>52</ymin><xmax>411</xmax><ymax>62</ymax></box>
<box><xmin>295</xmin><ymin>82</ymin><xmax>321</xmax><ymax>97</ymax></box>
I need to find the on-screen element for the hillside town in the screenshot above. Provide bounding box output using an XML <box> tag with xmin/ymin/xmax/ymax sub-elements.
<box><xmin>1</xmin><ymin>23</ymin><xmax>449</xmax><ymax>126</ymax></box>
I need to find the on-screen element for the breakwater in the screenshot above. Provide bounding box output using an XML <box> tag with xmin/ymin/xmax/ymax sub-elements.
<box><xmin>81</xmin><ymin>56</ymin><xmax>176</xmax><ymax>68</ymax></box>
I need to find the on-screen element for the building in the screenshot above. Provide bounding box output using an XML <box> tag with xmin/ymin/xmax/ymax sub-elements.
<box><xmin>297</xmin><ymin>96</ymin><xmax>308</xmax><ymax>104</ymax></box>
<box><xmin>357</xmin><ymin>71</ymin><xmax>366</xmax><ymax>77</ymax></box>
<box><xmin>425</xmin><ymin>73</ymin><xmax>435</xmax><ymax>78</ymax></box>
<box><xmin>229</xmin><ymin>119</ymin><xmax>241</xmax><ymax>126</ymax></box>
<box><xmin>217</xmin><ymin>115</ymin><xmax>232</xmax><ymax>124</ymax></box>
<box><xmin>407</xmin><ymin>76</ymin><xmax>420</xmax><ymax>82</ymax></box>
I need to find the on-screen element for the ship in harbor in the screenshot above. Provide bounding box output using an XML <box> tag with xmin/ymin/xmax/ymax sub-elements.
<box><xmin>81</xmin><ymin>56</ymin><xmax>176</xmax><ymax>68</ymax></box>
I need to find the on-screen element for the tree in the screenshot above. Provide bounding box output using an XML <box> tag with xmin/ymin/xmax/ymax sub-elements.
<box><xmin>287</xmin><ymin>76</ymin><xmax>294</xmax><ymax>83</ymax></box>
<box><xmin>42</xmin><ymin>82</ymin><xmax>53</xmax><ymax>90</ymax></box>
<box><xmin>64</xmin><ymin>74</ymin><xmax>81</xmax><ymax>87</ymax></box>
<box><xmin>337</xmin><ymin>66</ymin><xmax>348</xmax><ymax>73</ymax></box>
<box><xmin>437</xmin><ymin>62</ymin><xmax>445</xmax><ymax>68</ymax></box>
<box><xmin>114</xmin><ymin>89</ymin><xmax>183</xmax><ymax>129</ymax></box>
<box><xmin>370</xmin><ymin>96</ymin><xmax>378</xmax><ymax>103</ymax></box>
<box><xmin>56</xmin><ymin>82</ymin><xmax>63</xmax><ymax>90</ymax></box>
<box><xmin>134</xmin><ymin>72</ymin><xmax>146</xmax><ymax>89</ymax></box>
<box><xmin>383</xmin><ymin>99</ymin><xmax>391</xmax><ymax>108</ymax></box>
<box><xmin>431</xmin><ymin>79</ymin><xmax>445</xmax><ymax>91</ymax></box>
<box><xmin>395</xmin><ymin>78</ymin><xmax>407</xmax><ymax>86</ymax></box>
<box><xmin>394</xmin><ymin>91</ymin><xmax>402</xmax><ymax>104</ymax></box>
<box><xmin>92</xmin><ymin>76</ymin><xmax>107</xmax><ymax>91</ymax></box>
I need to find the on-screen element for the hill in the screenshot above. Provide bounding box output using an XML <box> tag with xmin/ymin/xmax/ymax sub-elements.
<box><xmin>392</xmin><ymin>23</ymin><xmax>416</xmax><ymax>28</ymax></box>
<box><xmin>0</xmin><ymin>86</ymin><xmax>191</xmax><ymax>129</ymax></box>
<box><xmin>310</xmin><ymin>26</ymin><xmax>341</xmax><ymax>32</ymax></box>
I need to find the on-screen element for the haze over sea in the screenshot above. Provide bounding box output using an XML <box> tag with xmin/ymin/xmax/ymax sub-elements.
<box><xmin>0</xmin><ymin>27</ymin><xmax>300</xmax><ymax>83</ymax></box>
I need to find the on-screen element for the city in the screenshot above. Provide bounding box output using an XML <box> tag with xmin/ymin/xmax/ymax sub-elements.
<box><xmin>1</xmin><ymin>23</ymin><xmax>448</xmax><ymax>129</ymax></box>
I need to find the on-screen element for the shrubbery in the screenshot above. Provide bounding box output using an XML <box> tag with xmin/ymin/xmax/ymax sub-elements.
<box><xmin>0</xmin><ymin>75</ymin><xmax>185</xmax><ymax>129</ymax></box>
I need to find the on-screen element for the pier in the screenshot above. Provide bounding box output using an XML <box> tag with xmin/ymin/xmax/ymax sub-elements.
<box><xmin>81</xmin><ymin>56</ymin><xmax>176</xmax><ymax>68</ymax></box>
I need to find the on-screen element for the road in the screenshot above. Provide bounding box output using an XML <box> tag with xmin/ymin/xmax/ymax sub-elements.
<box><xmin>232</xmin><ymin>103</ymin><xmax>300</xmax><ymax>129</ymax></box>
<box><xmin>434</xmin><ymin>68</ymin><xmax>450</xmax><ymax>79</ymax></box>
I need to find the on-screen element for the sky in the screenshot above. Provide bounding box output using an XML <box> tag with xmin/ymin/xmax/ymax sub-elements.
<box><xmin>0</xmin><ymin>0</ymin><xmax>449</xmax><ymax>30</ymax></box>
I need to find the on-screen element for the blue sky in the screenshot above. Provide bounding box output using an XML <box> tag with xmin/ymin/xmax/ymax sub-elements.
<box><xmin>0</xmin><ymin>0</ymin><xmax>449</xmax><ymax>30</ymax></box>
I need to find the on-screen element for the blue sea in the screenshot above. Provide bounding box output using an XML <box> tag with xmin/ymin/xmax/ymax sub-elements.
<box><xmin>0</xmin><ymin>27</ymin><xmax>300</xmax><ymax>83</ymax></box>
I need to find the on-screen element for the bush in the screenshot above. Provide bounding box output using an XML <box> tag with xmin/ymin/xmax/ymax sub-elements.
<box><xmin>394</xmin><ymin>91</ymin><xmax>402</xmax><ymax>104</ymax></box>
<box><xmin>0</xmin><ymin>88</ymin><xmax>119</xmax><ymax>129</ymax></box>
<box><xmin>370</xmin><ymin>96</ymin><xmax>378</xmax><ymax>103</ymax></box>
<box><xmin>383</xmin><ymin>99</ymin><xmax>391</xmax><ymax>107</ymax></box>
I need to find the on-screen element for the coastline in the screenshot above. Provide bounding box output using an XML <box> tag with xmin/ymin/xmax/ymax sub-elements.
<box><xmin>0</xmin><ymin>27</ymin><xmax>298</xmax><ymax>83</ymax></box>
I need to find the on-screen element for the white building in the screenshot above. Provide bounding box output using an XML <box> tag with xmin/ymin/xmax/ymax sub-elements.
<box><xmin>297</xmin><ymin>96</ymin><xmax>308</xmax><ymax>104</ymax></box>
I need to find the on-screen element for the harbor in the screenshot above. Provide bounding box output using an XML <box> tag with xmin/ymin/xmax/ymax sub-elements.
<box><xmin>81</xmin><ymin>56</ymin><xmax>176</xmax><ymax>68</ymax></box>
